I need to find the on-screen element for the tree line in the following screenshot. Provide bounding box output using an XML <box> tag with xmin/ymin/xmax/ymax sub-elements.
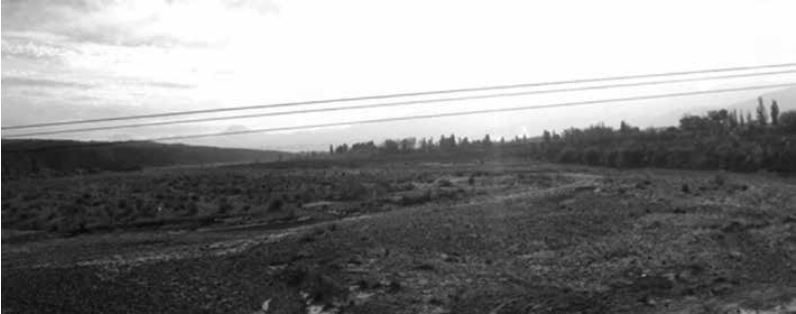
<box><xmin>329</xmin><ymin>97</ymin><xmax>796</xmax><ymax>173</ymax></box>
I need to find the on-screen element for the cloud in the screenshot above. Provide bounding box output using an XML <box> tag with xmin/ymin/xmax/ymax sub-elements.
<box><xmin>2</xmin><ymin>0</ymin><xmax>279</xmax><ymax>48</ymax></box>
<box><xmin>1</xmin><ymin>75</ymin><xmax>196</xmax><ymax>90</ymax></box>
<box><xmin>139</xmin><ymin>80</ymin><xmax>196</xmax><ymax>89</ymax></box>
<box><xmin>225</xmin><ymin>0</ymin><xmax>280</xmax><ymax>15</ymax></box>
<box><xmin>1</xmin><ymin>37</ymin><xmax>75</xmax><ymax>60</ymax></box>
<box><xmin>1</xmin><ymin>76</ymin><xmax>94</xmax><ymax>89</ymax></box>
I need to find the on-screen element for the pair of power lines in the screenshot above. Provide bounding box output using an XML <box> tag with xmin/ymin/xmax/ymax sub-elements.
<box><xmin>2</xmin><ymin>63</ymin><xmax>795</xmax><ymax>146</ymax></box>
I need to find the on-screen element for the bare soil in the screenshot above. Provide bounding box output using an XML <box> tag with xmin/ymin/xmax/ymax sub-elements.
<box><xmin>2</xmin><ymin>160</ymin><xmax>795</xmax><ymax>313</ymax></box>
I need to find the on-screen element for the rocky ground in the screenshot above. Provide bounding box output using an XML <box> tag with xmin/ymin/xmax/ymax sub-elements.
<box><xmin>2</xmin><ymin>161</ymin><xmax>795</xmax><ymax>313</ymax></box>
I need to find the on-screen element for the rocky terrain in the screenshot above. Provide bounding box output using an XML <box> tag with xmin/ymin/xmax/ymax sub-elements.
<box><xmin>3</xmin><ymin>160</ymin><xmax>795</xmax><ymax>313</ymax></box>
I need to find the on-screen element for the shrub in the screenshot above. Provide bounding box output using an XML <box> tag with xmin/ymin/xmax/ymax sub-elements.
<box><xmin>557</xmin><ymin>148</ymin><xmax>580</xmax><ymax>164</ymax></box>
<box><xmin>778</xmin><ymin>110</ymin><xmax>796</xmax><ymax>133</ymax></box>
<box><xmin>217</xmin><ymin>197</ymin><xmax>233</xmax><ymax>214</ymax></box>
<box><xmin>266</xmin><ymin>196</ymin><xmax>285</xmax><ymax>212</ymax></box>
<box><xmin>334</xmin><ymin>181</ymin><xmax>369</xmax><ymax>201</ymax></box>
<box><xmin>619</xmin><ymin>148</ymin><xmax>645</xmax><ymax>168</ymax></box>
<box><xmin>436</xmin><ymin>179</ymin><xmax>453</xmax><ymax>187</ymax></box>
<box><xmin>582</xmin><ymin>147</ymin><xmax>602</xmax><ymax>166</ymax></box>
<box><xmin>184</xmin><ymin>202</ymin><xmax>199</xmax><ymax>217</ymax></box>
<box><xmin>712</xmin><ymin>173</ymin><xmax>727</xmax><ymax>186</ymax></box>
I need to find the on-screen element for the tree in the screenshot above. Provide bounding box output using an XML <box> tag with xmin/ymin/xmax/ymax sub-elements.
<box><xmin>399</xmin><ymin>137</ymin><xmax>417</xmax><ymax>152</ymax></box>
<box><xmin>438</xmin><ymin>134</ymin><xmax>456</xmax><ymax>150</ymax></box>
<box><xmin>771</xmin><ymin>100</ymin><xmax>780</xmax><ymax>125</ymax></box>
<box><xmin>707</xmin><ymin>109</ymin><xmax>730</xmax><ymax>133</ymax></box>
<box><xmin>619</xmin><ymin>121</ymin><xmax>639</xmax><ymax>134</ymax></box>
<box><xmin>542</xmin><ymin>130</ymin><xmax>551</xmax><ymax>143</ymax></box>
<box><xmin>679</xmin><ymin>115</ymin><xmax>709</xmax><ymax>132</ymax></box>
<box><xmin>382</xmin><ymin>139</ymin><xmax>400</xmax><ymax>153</ymax></box>
<box><xmin>756</xmin><ymin>97</ymin><xmax>768</xmax><ymax>125</ymax></box>
<box><xmin>421</xmin><ymin>137</ymin><xmax>432</xmax><ymax>152</ymax></box>
<box><xmin>350</xmin><ymin>141</ymin><xmax>377</xmax><ymax>153</ymax></box>
<box><xmin>778</xmin><ymin>110</ymin><xmax>796</xmax><ymax>133</ymax></box>
<box><xmin>425</xmin><ymin>137</ymin><xmax>435</xmax><ymax>150</ymax></box>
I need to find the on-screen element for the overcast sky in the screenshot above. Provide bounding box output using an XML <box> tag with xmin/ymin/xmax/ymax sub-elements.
<box><xmin>2</xmin><ymin>0</ymin><xmax>796</xmax><ymax>150</ymax></box>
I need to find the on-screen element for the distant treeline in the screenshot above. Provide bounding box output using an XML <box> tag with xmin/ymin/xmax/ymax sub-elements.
<box><xmin>1</xmin><ymin>140</ymin><xmax>288</xmax><ymax>180</ymax></box>
<box><xmin>331</xmin><ymin>97</ymin><xmax>796</xmax><ymax>173</ymax></box>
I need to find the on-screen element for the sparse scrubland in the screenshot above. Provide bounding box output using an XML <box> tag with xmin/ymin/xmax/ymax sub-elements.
<box><xmin>1</xmin><ymin>159</ymin><xmax>481</xmax><ymax>236</ymax></box>
<box><xmin>3</xmin><ymin>101</ymin><xmax>796</xmax><ymax>313</ymax></box>
<box><xmin>2</xmin><ymin>157</ymin><xmax>795</xmax><ymax>313</ymax></box>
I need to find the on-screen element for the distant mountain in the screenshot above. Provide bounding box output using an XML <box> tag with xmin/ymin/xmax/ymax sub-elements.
<box><xmin>1</xmin><ymin>139</ymin><xmax>290</xmax><ymax>179</ymax></box>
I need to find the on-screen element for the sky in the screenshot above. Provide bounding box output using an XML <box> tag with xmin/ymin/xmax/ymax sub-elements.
<box><xmin>2</xmin><ymin>0</ymin><xmax>796</xmax><ymax>151</ymax></box>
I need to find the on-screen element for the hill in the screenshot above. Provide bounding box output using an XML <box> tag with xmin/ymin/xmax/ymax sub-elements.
<box><xmin>1</xmin><ymin>139</ymin><xmax>290</xmax><ymax>179</ymax></box>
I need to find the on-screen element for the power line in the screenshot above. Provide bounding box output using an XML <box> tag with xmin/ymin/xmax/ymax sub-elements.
<box><xmin>3</xmin><ymin>82</ymin><xmax>791</xmax><ymax>154</ymax></box>
<box><xmin>5</xmin><ymin>69</ymin><xmax>795</xmax><ymax>138</ymax></box>
<box><xmin>150</xmin><ymin>82</ymin><xmax>793</xmax><ymax>141</ymax></box>
<box><xmin>3</xmin><ymin>62</ymin><xmax>795</xmax><ymax>131</ymax></box>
